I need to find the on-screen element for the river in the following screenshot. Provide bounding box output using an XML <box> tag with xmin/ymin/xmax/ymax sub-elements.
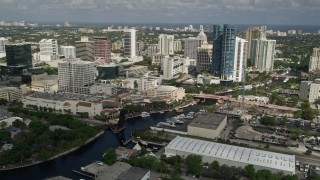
<box><xmin>0</xmin><ymin>102</ymin><xmax>212</xmax><ymax>180</ymax></box>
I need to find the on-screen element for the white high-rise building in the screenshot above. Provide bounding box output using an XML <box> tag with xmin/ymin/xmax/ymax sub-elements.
<box><xmin>159</xmin><ymin>34</ymin><xmax>174</xmax><ymax>56</ymax></box>
<box><xmin>251</xmin><ymin>35</ymin><xmax>276</xmax><ymax>72</ymax></box>
<box><xmin>184</xmin><ymin>29</ymin><xmax>207</xmax><ymax>59</ymax></box>
<box><xmin>147</xmin><ymin>44</ymin><xmax>159</xmax><ymax>57</ymax></box>
<box><xmin>233</xmin><ymin>37</ymin><xmax>248</xmax><ymax>82</ymax></box>
<box><xmin>40</xmin><ymin>39</ymin><xmax>59</xmax><ymax>61</ymax></box>
<box><xmin>309</xmin><ymin>48</ymin><xmax>320</xmax><ymax>72</ymax></box>
<box><xmin>299</xmin><ymin>79</ymin><xmax>320</xmax><ymax>103</ymax></box>
<box><xmin>59</xmin><ymin>46</ymin><xmax>76</xmax><ymax>59</ymax></box>
<box><xmin>58</xmin><ymin>58</ymin><xmax>96</xmax><ymax>95</ymax></box>
<box><xmin>162</xmin><ymin>56</ymin><xmax>188</xmax><ymax>80</ymax></box>
<box><xmin>124</xmin><ymin>29</ymin><xmax>136</xmax><ymax>58</ymax></box>
<box><xmin>0</xmin><ymin>37</ymin><xmax>7</xmax><ymax>58</ymax></box>
<box><xmin>174</xmin><ymin>40</ymin><xmax>182</xmax><ymax>52</ymax></box>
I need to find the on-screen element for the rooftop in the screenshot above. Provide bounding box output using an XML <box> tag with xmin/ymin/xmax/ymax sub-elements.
<box><xmin>151</xmin><ymin>85</ymin><xmax>180</xmax><ymax>92</ymax></box>
<box><xmin>188</xmin><ymin>113</ymin><xmax>227</xmax><ymax>130</ymax></box>
<box><xmin>117</xmin><ymin>167</ymin><xmax>149</xmax><ymax>180</ymax></box>
<box><xmin>25</xmin><ymin>91</ymin><xmax>104</xmax><ymax>102</ymax></box>
<box><xmin>0</xmin><ymin>86</ymin><xmax>20</xmax><ymax>92</ymax></box>
<box><xmin>166</xmin><ymin>136</ymin><xmax>295</xmax><ymax>173</ymax></box>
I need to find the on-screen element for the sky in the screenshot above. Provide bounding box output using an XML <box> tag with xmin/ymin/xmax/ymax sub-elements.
<box><xmin>0</xmin><ymin>0</ymin><xmax>320</xmax><ymax>25</ymax></box>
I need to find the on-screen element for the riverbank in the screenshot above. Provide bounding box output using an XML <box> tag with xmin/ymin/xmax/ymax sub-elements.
<box><xmin>0</xmin><ymin>130</ymin><xmax>105</xmax><ymax>171</ymax></box>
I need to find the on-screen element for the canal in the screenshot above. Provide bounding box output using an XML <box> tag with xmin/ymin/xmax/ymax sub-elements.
<box><xmin>0</xmin><ymin>102</ymin><xmax>213</xmax><ymax>179</ymax></box>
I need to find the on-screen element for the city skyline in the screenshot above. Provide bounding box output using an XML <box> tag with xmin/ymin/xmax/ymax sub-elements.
<box><xmin>0</xmin><ymin>0</ymin><xmax>320</xmax><ymax>25</ymax></box>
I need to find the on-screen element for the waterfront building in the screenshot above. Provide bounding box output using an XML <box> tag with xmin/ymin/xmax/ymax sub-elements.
<box><xmin>188</xmin><ymin>113</ymin><xmax>227</xmax><ymax>139</ymax></box>
<box><xmin>59</xmin><ymin>46</ymin><xmax>76</xmax><ymax>59</ymax></box>
<box><xmin>5</xmin><ymin>43</ymin><xmax>32</xmax><ymax>68</ymax></box>
<box><xmin>251</xmin><ymin>34</ymin><xmax>276</xmax><ymax>72</ymax></box>
<box><xmin>58</xmin><ymin>58</ymin><xmax>96</xmax><ymax>94</ymax></box>
<box><xmin>165</xmin><ymin>136</ymin><xmax>295</xmax><ymax>175</ymax></box>
<box><xmin>146</xmin><ymin>85</ymin><xmax>185</xmax><ymax>101</ymax></box>
<box><xmin>212</xmin><ymin>24</ymin><xmax>237</xmax><ymax>83</ymax></box>
<box><xmin>309</xmin><ymin>48</ymin><xmax>320</xmax><ymax>72</ymax></box>
<box><xmin>93</xmin><ymin>36</ymin><xmax>111</xmax><ymax>64</ymax></box>
<box><xmin>159</xmin><ymin>34</ymin><xmax>174</xmax><ymax>56</ymax></box>
<box><xmin>196</xmin><ymin>43</ymin><xmax>212</xmax><ymax>73</ymax></box>
<box><xmin>75</xmin><ymin>36</ymin><xmax>95</xmax><ymax>62</ymax></box>
<box><xmin>123</xmin><ymin>29</ymin><xmax>136</xmax><ymax>58</ymax></box>
<box><xmin>39</xmin><ymin>39</ymin><xmax>59</xmax><ymax>61</ymax></box>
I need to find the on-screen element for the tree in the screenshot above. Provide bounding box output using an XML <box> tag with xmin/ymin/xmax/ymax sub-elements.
<box><xmin>28</xmin><ymin>120</ymin><xmax>47</xmax><ymax>135</ymax></box>
<box><xmin>260</xmin><ymin>116</ymin><xmax>276</xmax><ymax>126</ymax></box>
<box><xmin>244</xmin><ymin>164</ymin><xmax>256</xmax><ymax>178</ymax></box>
<box><xmin>186</xmin><ymin>155</ymin><xmax>202</xmax><ymax>177</ymax></box>
<box><xmin>103</xmin><ymin>148</ymin><xmax>117</xmax><ymax>165</ymax></box>
<box><xmin>210</xmin><ymin>160</ymin><xmax>219</xmax><ymax>170</ymax></box>
<box><xmin>0</xmin><ymin>98</ymin><xmax>8</xmax><ymax>105</ymax></box>
<box><xmin>12</xmin><ymin>119</ymin><xmax>26</xmax><ymax>129</ymax></box>
<box><xmin>305</xmin><ymin>149</ymin><xmax>312</xmax><ymax>156</ymax></box>
<box><xmin>0</xmin><ymin>121</ymin><xmax>7</xmax><ymax>129</ymax></box>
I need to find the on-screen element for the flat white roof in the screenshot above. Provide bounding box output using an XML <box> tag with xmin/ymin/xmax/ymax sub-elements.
<box><xmin>166</xmin><ymin>136</ymin><xmax>295</xmax><ymax>173</ymax></box>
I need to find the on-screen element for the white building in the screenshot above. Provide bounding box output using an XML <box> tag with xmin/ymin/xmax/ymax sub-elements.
<box><xmin>39</xmin><ymin>39</ymin><xmax>59</xmax><ymax>61</ymax></box>
<box><xmin>251</xmin><ymin>35</ymin><xmax>276</xmax><ymax>72</ymax></box>
<box><xmin>122</xmin><ymin>77</ymin><xmax>162</xmax><ymax>92</ymax></box>
<box><xmin>309</xmin><ymin>48</ymin><xmax>320</xmax><ymax>72</ymax></box>
<box><xmin>184</xmin><ymin>30</ymin><xmax>207</xmax><ymax>59</ymax></box>
<box><xmin>124</xmin><ymin>29</ymin><xmax>136</xmax><ymax>58</ymax></box>
<box><xmin>159</xmin><ymin>34</ymin><xmax>174</xmax><ymax>56</ymax></box>
<box><xmin>165</xmin><ymin>136</ymin><xmax>295</xmax><ymax>175</ymax></box>
<box><xmin>173</xmin><ymin>40</ymin><xmax>182</xmax><ymax>52</ymax></box>
<box><xmin>58</xmin><ymin>58</ymin><xmax>96</xmax><ymax>94</ymax></box>
<box><xmin>238</xmin><ymin>95</ymin><xmax>269</xmax><ymax>104</ymax></box>
<box><xmin>31</xmin><ymin>75</ymin><xmax>59</xmax><ymax>94</ymax></box>
<box><xmin>233</xmin><ymin>37</ymin><xmax>248</xmax><ymax>82</ymax></box>
<box><xmin>151</xmin><ymin>54</ymin><xmax>165</xmax><ymax>66</ymax></box>
<box><xmin>0</xmin><ymin>37</ymin><xmax>7</xmax><ymax>58</ymax></box>
<box><xmin>197</xmin><ymin>74</ymin><xmax>220</xmax><ymax>85</ymax></box>
<box><xmin>90</xmin><ymin>84</ymin><xmax>117</xmax><ymax>96</ymax></box>
<box><xmin>196</xmin><ymin>43</ymin><xmax>212</xmax><ymax>73</ymax></box>
<box><xmin>299</xmin><ymin>79</ymin><xmax>320</xmax><ymax>103</ymax></box>
<box><xmin>162</xmin><ymin>56</ymin><xmax>188</xmax><ymax>80</ymax></box>
<box><xmin>146</xmin><ymin>86</ymin><xmax>185</xmax><ymax>101</ymax></box>
<box><xmin>59</xmin><ymin>46</ymin><xmax>76</xmax><ymax>59</ymax></box>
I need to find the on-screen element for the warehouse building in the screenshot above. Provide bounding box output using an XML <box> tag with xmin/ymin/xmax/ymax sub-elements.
<box><xmin>165</xmin><ymin>136</ymin><xmax>295</xmax><ymax>175</ymax></box>
<box><xmin>188</xmin><ymin>113</ymin><xmax>227</xmax><ymax>139</ymax></box>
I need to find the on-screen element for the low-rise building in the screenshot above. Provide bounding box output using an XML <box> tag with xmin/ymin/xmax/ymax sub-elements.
<box><xmin>187</xmin><ymin>113</ymin><xmax>227</xmax><ymax>139</ymax></box>
<box><xmin>197</xmin><ymin>74</ymin><xmax>220</xmax><ymax>85</ymax></box>
<box><xmin>31</xmin><ymin>75</ymin><xmax>58</xmax><ymax>94</ymax></box>
<box><xmin>162</xmin><ymin>55</ymin><xmax>189</xmax><ymax>80</ymax></box>
<box><xmin>146</xmin><ymin>85</ymin><xmax>185</xmax><ymax>101</ymax></box>
<box><xmin>238</xmin><ymin>95</ymin><xmax>269</xmax><ymax>104</ymax></box>
<box><xmin>0</xmin><ymin>86</ymin><xmax>21</xmax><ymax>102</ymax></box>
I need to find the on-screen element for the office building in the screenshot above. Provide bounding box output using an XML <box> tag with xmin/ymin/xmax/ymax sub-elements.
<box><xmin>196</xmin><ymin>43</ymin><xmax>212</xmax><ymax>73</ymax></box>
<box><xmin>246</xmin><ymin>27</ymin><xmax>264</xmax><ymax>59</ymax></box>
<box><xmin>233</xmin><ymin>37</ymin><xmax>248</xmax><ymax>82</ymax></box>
<box><xmin>251</xmin><ymin>35</ymin><xmax>276</xmax><ymax>72</ymax></box>
<box><xmin>212</xmin><ymin>24</ymin><xmax>237</xmax><ymax>82</ymax></box>
<box><xmin>58</xmin><ymin>58</ymin><xmax>96</xmax><ymax>94</ymax></box>
<box><xmin>123</xmin><ymin>29</ymin><xmax>136</xmax><ymax>58</ymax></box>
<box><xmin>184</xmin><ymin>37</ymin><xmax>200</xmax><ymax>59</ymax></box>
<box><xmin>93</xmin><ymin>36</ymin><xmax>111</xmax><ymax>64</ymax></box>
<box><xmin>299</xmin><ymin>79</ymin><xmax>320</xmax><ymax>103</ymax></box>
<box><xmin>0</xmin><ymin>37</ymin><xmax>7</xmax><ymax>58</ymax></box>
<box><xmin>309</xmin><ymin>48</ymin><xmax>320</xmax><ymax>72</ymax></box>
<box><xmin>159</xmin><ymin>34</ymin><xmax>174</xmax><ymax>55</ymax></box>
<box><xmin>5</xmin><ymin>44</ymin><xmax>32</xmax><ymax>67</ymax></box>
<box><xmin>75</xmin><ymin>36</ymin><xmax>94</xmax><ymax>62</ymax></box>
<box><xmin>162</xmin><ymin>56</ymin><xmax>187</xmax><ymax>80</ymax></box>
<box><xmin>59</xmin><ymin>46</ymin><xmax>76</xmax><ymax>59</ymax></box>
<box><xmin>165</xmin><ymin>136</ymin><xmax>295</xmax><ymax>175</ymax></box>
<box><xmin>39</xmin><ymin>39</ymin><xmax>59</xmax><ymax>61</ymax></box>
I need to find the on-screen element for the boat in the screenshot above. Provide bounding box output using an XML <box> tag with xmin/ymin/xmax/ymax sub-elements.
<box><xmin>174</xmin><ymin>119</ymin><xmax>184</xmax><ymax>124</ymax></box>
<box><xmin>159</xmin><ymin>122</ymin><xmax>176</xmax><ymax>128</ymax></box>
<box><xmin>141</xmin><ymin>112</ymin><xmax>150</xmax><ymax>118</ymax></box>
<box><xmin>159</xmin><ymin>111</ymin><xmax>164</xmax><ymax>114</ymax></box>
<box><xmin>175</xmin><ymin>108</ymin><xmax>183</xmax><ymax>113</ymax></box>
<box><xmin>81</xmin><ymin>167</ymin><xmax>86</xmax><ymax>171</ymax></box>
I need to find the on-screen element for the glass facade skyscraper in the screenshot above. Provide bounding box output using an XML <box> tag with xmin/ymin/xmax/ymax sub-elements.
<box><xmin>212</xmin><ymin>24</ymin><xmax>237</xmax><ymax>82</ymax></box>
<box><xmin>5</xmin><ymin>44</ymin><xmax>32</xmax><ymax>68</ymax></box>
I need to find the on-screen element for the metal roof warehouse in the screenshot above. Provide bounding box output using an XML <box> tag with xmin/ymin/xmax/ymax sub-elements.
<box><xmin>165</xmin><ymin>136</ymin><xmax>295</xmax><ymax>175</ymax></box>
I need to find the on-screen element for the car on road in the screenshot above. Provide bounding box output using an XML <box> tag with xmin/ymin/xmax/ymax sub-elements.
<box><xmin>296</xmin><ymin>161</ymin><xmax>299</xmax><ymax>166</ymax></box>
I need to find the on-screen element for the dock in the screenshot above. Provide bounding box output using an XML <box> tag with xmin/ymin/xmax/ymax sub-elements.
<box><xmin>112</xmin><ymin>126</ymin><xmax>126</xmax><ymax>134</ymax></box>
<box><xmin>122</xmin><ymin>137</ymin><xmax>133</xmax><ymax>145</ymax></box>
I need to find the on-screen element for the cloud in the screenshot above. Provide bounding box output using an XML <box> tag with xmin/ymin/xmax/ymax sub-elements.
<box><xmin>0</xmin><ymin>0</ymin><xmax>319</xmax><ymax>24</ymax></box>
